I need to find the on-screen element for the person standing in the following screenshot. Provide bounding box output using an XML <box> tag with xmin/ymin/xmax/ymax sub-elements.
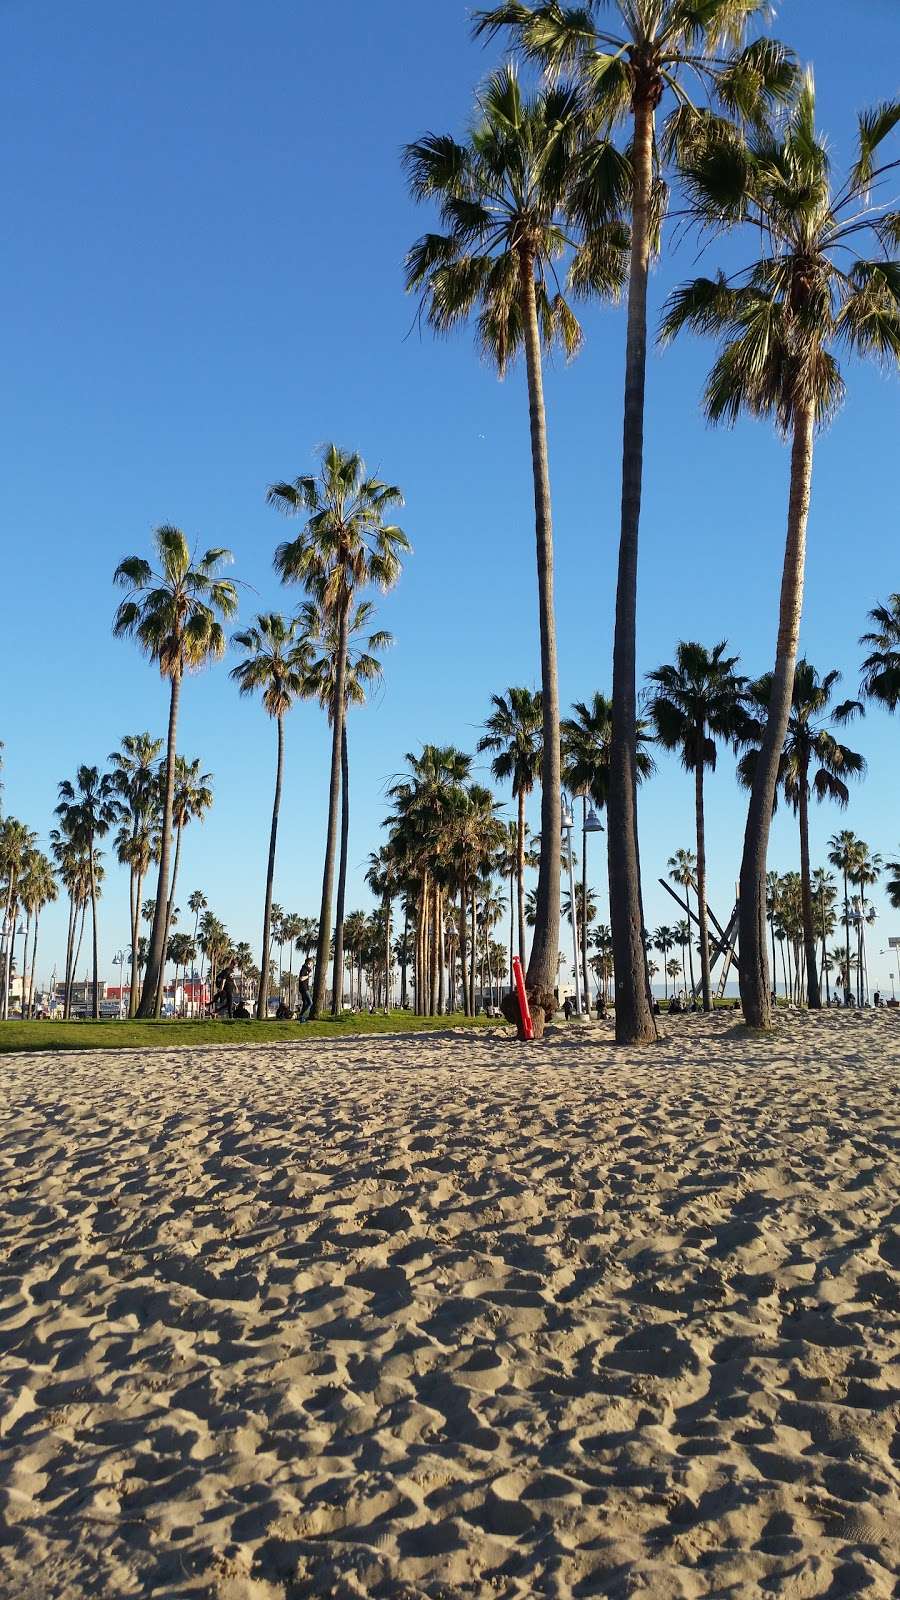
<box><xmin>298</xmin><ymin>958</ymin><xmax>312</xmax><ymax>1022</ymax></box>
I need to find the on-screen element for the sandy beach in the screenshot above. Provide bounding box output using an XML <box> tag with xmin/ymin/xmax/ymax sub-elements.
<box><xmin>1</xmin><ymin>1012</ymin><xmax>899</xmax><ymax>1599</ymax></box>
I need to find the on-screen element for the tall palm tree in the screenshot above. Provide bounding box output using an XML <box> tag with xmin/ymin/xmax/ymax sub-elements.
<box><xmin>109</xmin><ymin>733</ymin><xmax>162</xmax><ymax>1016</ymax></box>
<box><xmin>56</xmin><ymin>766</ymin><xmax>119</xmax><ymax>1020</ymax></box>
<box><xmin>153</xmin><ymin>758</ymin><xmax>213</xmax><ymax>1014</ymax></box>
<box><xmin>478</xmin><ymin>1</ymin><xmax>795</xmax><ymax>1045</ymax></box>
<box><xmin>496</xmin><ymin>820</ymin><xmax>520</xmax><ymax>993</ymax></box>
<box><xmin>269</xmin><ymin>445</ymin><xmax>408</xmax><ymax>1017</ymax></box>
<box><xmin>668</xmin><ymin>848</ymin><xmax>697</xmax><ymax>997</ymax></box>
<box><xmin>653</xmin><ymin>926</ymin><xmax>676</xmax><ymax>998</ymax></box>
<box><xmin>811</xmin><ymin>867</ymin><xmax>837</xmax><ymax>1005</ymax></box>
<box><xmin>849</xmin><ymin>844</ymin><xmax>881</xmax><ymax>1006</ymax></box>
<box><xmin>860</xmin><ymin>594</ymin><xmax>900</xmax><ymax>714</ymax></box>
<box><xmin>231</xmin><ymin>613</ymin><xmax>313</xmax><ymax>1019</ymax></box>
<box><xmin>113</xmin><ymin>527</ymin><xmax>237</xmax><ymax>1016</ymax></box>
<box><xmin>19</xmin><ymin>851</ymin><xmax>57</xmax><ymax>1018</ymax></box>
<box><xmin>647</xmin><ymin>641</ymin><xmax>747</xmax><ymax>1010</ymax></box>
<box><xmin>405</xmin><ymin>66</ymin><xmax>627</xmax><ymax>1004</ymax></box>
<box><xmin>298</xmin><ymin>597</ymin><xmax>392</xmax><ymax>1014</ymax></box>
<box><xmin>0</xmin><ymin>818</ymin><xmax>36</xmax><ymax>1020</ymax></box>
<box><xmin>477</xmin><ymin>687</ymin><xmax>543</xmax><ymax>972</ymax></box>
<box><xmin>386</xmin><ymin>745</ymin><xmax>472</xmax><ymax>1016</ymax></box>
<box><xmin>662</xmin><ymin>79</ymin><xmax>900</xmax><ymax>1027</ymax></box>
<box><xmin>827</xmin><ymin>830</ymin><xmax>864</xmax><ymax>1006</ymax></box>
<box><xmin>561</xmin><ymin>691</ymin><xmax>654</xmax><ymax>1001</ymax></box>
<box><xmin>738</xmin><ymin>662</ymin><xmax>864</xmax><ymax>1007</ymax></box>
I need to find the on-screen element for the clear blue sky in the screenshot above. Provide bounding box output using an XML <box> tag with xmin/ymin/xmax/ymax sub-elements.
<box><xmin>2</xmin><ymin>0</ymin><xmax>899</xmax><ymax>994</ymax></box>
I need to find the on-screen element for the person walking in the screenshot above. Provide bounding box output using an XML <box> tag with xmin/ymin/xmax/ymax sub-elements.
<box><xmin>297</xmin><ymin>958</ymin><xmax>313</xmax><ymax>1022</ymax></box>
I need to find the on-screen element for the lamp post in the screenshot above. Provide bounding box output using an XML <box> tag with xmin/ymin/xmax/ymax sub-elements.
<box><xmin>561</xmin><ymin>798</ymin><xmax>582</xmax><ymax>1016</ymax></box>
<box><xmin>112</xmin><ymin>949</ymin><xmax>126</xmax><ymax>1017</ymax></box>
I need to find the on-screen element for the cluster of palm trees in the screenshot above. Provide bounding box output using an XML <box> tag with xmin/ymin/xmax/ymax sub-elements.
<box><xmin>405</xmin><ymin>2</ymin><xmax>899</xmax><ymax>1036</ymax></box>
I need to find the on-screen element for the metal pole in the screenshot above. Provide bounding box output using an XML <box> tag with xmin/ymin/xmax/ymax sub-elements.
<box><xmin>564</xmin><ymin>816</ymin><xmax>582</xmax><ymax>1015</ymax></box>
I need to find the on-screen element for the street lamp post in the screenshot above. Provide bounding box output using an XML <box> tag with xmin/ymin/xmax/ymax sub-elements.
<box><xmin>113</xmin><ymin>949</ymin><xmax>126</xmax><ymax>1017</ymax></box>
<box><xmin>561</xmin><ymin>798</ymin><xmax>582</xmax><ymax>1016</ymax></box>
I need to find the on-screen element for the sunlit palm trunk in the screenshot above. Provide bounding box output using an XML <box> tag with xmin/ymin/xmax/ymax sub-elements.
<box><xmin>129</xmin><ymin>865</ymin><xmax>144</xmax><ymax>1018</ymax></box>
<box><xmin>458</xmin><ymin>890</ymin><xmax>470</xmax><ymax>1016</ymax></box>
<box><xmin>331</xmin><ymin>723</ymin><xmax>350</xmax><ymax>1016</ymax></box>
<box><xmin>88</xmin><ymin>836</ymin><xmax>100</xmax><ymax>1021</ymax></box>
<box><xmin>739</xmin><ymin>405</ymin><xmax>815</xmax><ymax>1027</ymax></box>
<box><xmin>797</xmin><ymin>768</ymin><xmax>821</xmax><ymax>1008</ymax></box>
<box><xmin>155</xmin><ymin>818</ymin><xmax>184</xmax><ymax>1016</ymax></box>
<box><xmin>257</xmin><ymin>715</ymin><xmax>284</xmax><ymax>1021</ymax></box>
<box><xmin>581</xmin><ymin>797</ymin><xmax>591</xmax><ymax>1005</ymax></box>
<box><xmin>28</xmin><ymin>912</ymin><xmax>40</xmax><ymax>1020</ymax></box>
<box><xmin>608</xmin><ymin>98</ymin><xmax>657</xmax><ymax>1046</ymax></box>
<box><xmin>2</xmin><ymin>875</ymin><xmax>15</xmax><ymax>1021</ymax></box>
<box><xmin>139</xmin><ymin>673</ymin><xmax>180</xmax><ymax>1018</ymax></box>
<box><xmin>63</xmin><ymin>891</ymin><xmax>75</xmax><ymax>1019</ymax></box>
<box><xmin>694</xmin><ymin>756</ymin><xmax>711</xmax><ymax>1013</ymax></box>
<box><xmin>313</xmin><ymin>598</ymin><xmax>349</xmax><ymax>1017</ymax></box>
<box><xmin>519</xmin><ymin>254</ymin><xmax>561</xmax><ymax>1000</ymax></box>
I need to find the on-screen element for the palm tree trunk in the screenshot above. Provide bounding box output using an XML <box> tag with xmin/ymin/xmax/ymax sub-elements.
<box><xmin>770</xmin><ymin>910</ymin><xmax>777</xmax><ymax>999</ymax></box>
<box><xmin>139</xmin><ymin>673</ymin><xmax>180</xmax><ymax>1017</ymax></box>
<box><xmin>508</xmin><ymin>869</ymin><xmax>515</xmax><ymax>993</ymax></box>
<box><xmin>581</xmin><ymin>796</ymin><xmax>591</xmax><ymax>1006</ymax></box>
<box><xmin>797</xmin><ymin>772</ymin><xmax>820</xmax><ymax>1008</ymax></box>
<box><xmin>401</xmin><ymin>903</ymin><xmax>408</xmax><ymax>1008</ymax></box>
<box><xmin>73</xmin><ymin>900</ymin><xmax>87</xmax><ymax>993</ymax></box>
<box><xmin>29</xmin><ymin>910</ymin><xmax>42</xmax><ymax>1019</ymax></box>
<box><xmin>331</xmin><ymin>721</ymin><xmax>351</xmax><ymax>1016</ymax></box>
<box><xmin>608</xmin><ymin>97</ymin><xmax>657</xmax><ymax>1047</ymax></box>
<box><xmin>438</xmin><ymin>893</ymin><xmax>446</xmax><ymax>1014</ymax></box>
<box><xmin>312</xmin><ymin>600</ymin><xmax>349</xmax><ymax>1017</ymax></box>
<box><xmin>63</xmin><ymin>890</ymin><xmax>75</xmax><ymax>1019</ymax></box>
<box><xmin>842</xmin><ymin>869</ymin><xmax>851</xmax><ymax>1005</ymax></box>
<box><xmin>695</xmin><ymin>754</ymin><xmax>711</xmax><ymax>1013</ymax></box>
<box><xmin>154</xmin><ymin>817</ymin><xmax>184</xmax><ymax>1017</ymax></box>
<box><xmin>470</xmin><ymin>892</ymin><xmax>478</xmax><ymax>1014</ymax></box>
<box><xmin>129</xmin><ymin>866</ymin><xmax>144</xmax><ymax>1018</ymax></box>
<box><xmin>458</xmin><ymin>888</ymin><xmax>470</xmax><ymax>1017</ymax></box>
<box><xmin>518</xmin><ymin>253</ymin><xmax>561</xmax><ymax>1000</ymax></box>
<box><xmin>256</xmin><ymin>715</ymin><xmax>284</xmax><ymax>1020</ymax></box>
<box><xmin>88</xmin><ymin>835</ymin><xmax>100</xmax><ymax>1021</ymax></box>
<box><xmin>516</xmin><ymin>788</ymin><xmax>527</xmax><ymax>967</ymax></box>
<box><xmin>821</xmin><ymin>894</ymin><xmax>830</xmax><ymax>1005</ymax></box>
<box><xmin>738</xmin><ymin>404</ymin><xmax>815</xmax><ymax>1026</ymax></box>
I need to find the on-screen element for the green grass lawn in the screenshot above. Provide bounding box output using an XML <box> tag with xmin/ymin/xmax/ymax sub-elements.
<box><xmin>0</xmin><ymin>1010</ymin><xmax>503</xmax><ymax>1054</ymax></box>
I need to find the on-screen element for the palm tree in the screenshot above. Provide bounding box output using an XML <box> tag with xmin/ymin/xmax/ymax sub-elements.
<box><xmin>647</xmin><ymin>641</ymin><xmax>747</xmax><ymax>1010</ymax></box>
<box><xmin>297</xmin><ymin>597</ymin><xmax>392</xmax><ymax>1014</ymax></box>
<box><xmin>496</xmin><ymin>820</ymin><xmax>520</xmax><ymax>993</ymax></box>
<box><xmin>561</xmin><ymin>691</ymin><xmax>654</xmax><ymax>1001</ymax></box>
<box><xmin>827</xmin><ymin>831</ymin><xmax>864</xmax><ymax>1006</ymax></box>
<box><xmin>885</xmin><ymin>852</ymin><xmax>900</xmax><ymax>911</ymax></box>
<box><xmin>187</xmin><ymin>889</ymin><xmax>207</xmax><ymax>1009</ymax></box>
<box><xmin>738</xmin><ymin>662</ymin><xmax>864</xmax><ymax>1007</ymax></box>
<box><xmin>653</xmin><ymin>926</ymin><xmax>676</xmax><ymax>998</ymax></box>
<box><xmin>477</xmin><ymin>688</ymin><xmax>543</xmax><ymax>972</ymax></box>
<box><xmin>0</xmin><ymin>818</ymin><xmax>36</xmax><ymax>1020</ymax></box>
<box><xmin>673</xmin><ymin>918</ymin><xmax>692</xmax><ymax>999</ymax></box>
<box><xmin>662</xmin><ymin>79</ymin><xmax>900</xmax><ymax>1027</ymax></box>
<box><xmin>478</xmin><ymin>0</ymin><xmax>795</xmax><ymax>1045</ymax></box>
<box><xmin>405</xmin><ymin>67</ymin><xmax>627</xmax><ymax>1006</ymax></box>
<box><xmin>19</xmin><ymin>851</ymin><xmax>57</xmax><ymax>1018</ymax></box>
<box><xmin>269</xmin><ymin>445</ymin><xmax>408</xmax><ymax>1018</ymax></box>
<box><xmin>109</xmin><ymin>733</ymin><xmax>162</xmax><ymax>1016</ymax></box>
<box><xmin>668</xmin><ymin>849</ymin><xmax>697</xmax><ymax>997</ymax></box>
<box><xmin>386</xmin><ymin>745</ymin><xmax>473</xmax><ymax>1016</ymax></box>
<box><xmin>154</xmin><ymin>757</ymin><xmax>213</xmax><ymax>1014</ymax></box>
<box><xmin>860</xmin><ymin>594</ymin><xmax>900</xmax><ymax>714</ymax></box>
<box><xmin>113</xmin><ymin>527</ymin><xmax>237</xmax><ymax>1016</ymax></box>
<box><xmin>850</xmin><ymin>844</ymin><xmax>881</xmax><ymax>1006</ymax></box>
<box><xmin>231</xmin><ymin>613</ymin><xmax>312</xmax><ymax>1019</ymax></box>
<box><xmin>56</xmin><ymin>766</ymin><xmax>120</xmax><ymax>1020</ymax></box>
<box><xmin>811</xmin><ymin>867</ymin><xmax>837</xmax><ymax>1005</ymax></box>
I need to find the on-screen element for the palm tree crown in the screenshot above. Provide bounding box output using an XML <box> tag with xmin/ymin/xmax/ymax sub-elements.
<box><xmin>231</xmin><ymin>613</ymin><xmax>314</xmax><ymax>720</ymax></box>
<box><xmin>860</xmin><ymin>594</ymin><xmax>900</xmax><ymax>714</ymax></box>
<box><xmin>113</xmin><ymin>526</ymin><xmax>237</xmax><ymax>681</ymax></box>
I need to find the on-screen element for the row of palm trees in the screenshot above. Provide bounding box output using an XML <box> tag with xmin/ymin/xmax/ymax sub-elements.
<box><xmin>404</xmin><ymin>1</ymin><xmax>900</xmax><ymax>1037</ymax></box>
<box><xmin>2</xmin><ymin>597</ymin><xmax>898</xmax><ymax>1021</ymax></box>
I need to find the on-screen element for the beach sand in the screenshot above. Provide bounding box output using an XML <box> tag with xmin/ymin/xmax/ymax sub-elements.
<box><xmin>1</xmin><ymin>1012</ymin><xmax>899</xmax><ymax>1599</ymax></box>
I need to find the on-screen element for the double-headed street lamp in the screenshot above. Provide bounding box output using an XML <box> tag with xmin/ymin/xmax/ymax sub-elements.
<box><xmin>561</xmin><ymin>798</ymin><xmax>604</xmax><ymax>1016</ymax></box>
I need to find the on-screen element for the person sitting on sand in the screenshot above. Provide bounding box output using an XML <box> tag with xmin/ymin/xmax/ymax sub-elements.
<box><xmin>595</xmin><ymin>993</ymin><xmax>606</xmax><ymax>1020</ymax></box>
<box><xmin>563</xmin><ymin>996</ymin><xmax>573</xmax><ymax>1022</ymax></box>
<box><xmin>275</xmin><ymin>999</ymin><xmax>292</xmax><ymax>1021</ymax></box>
<box><xmin>233</xmin><ymin>1000</ymin><xmax>251</xmax><ymax>1019</ymax></box>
